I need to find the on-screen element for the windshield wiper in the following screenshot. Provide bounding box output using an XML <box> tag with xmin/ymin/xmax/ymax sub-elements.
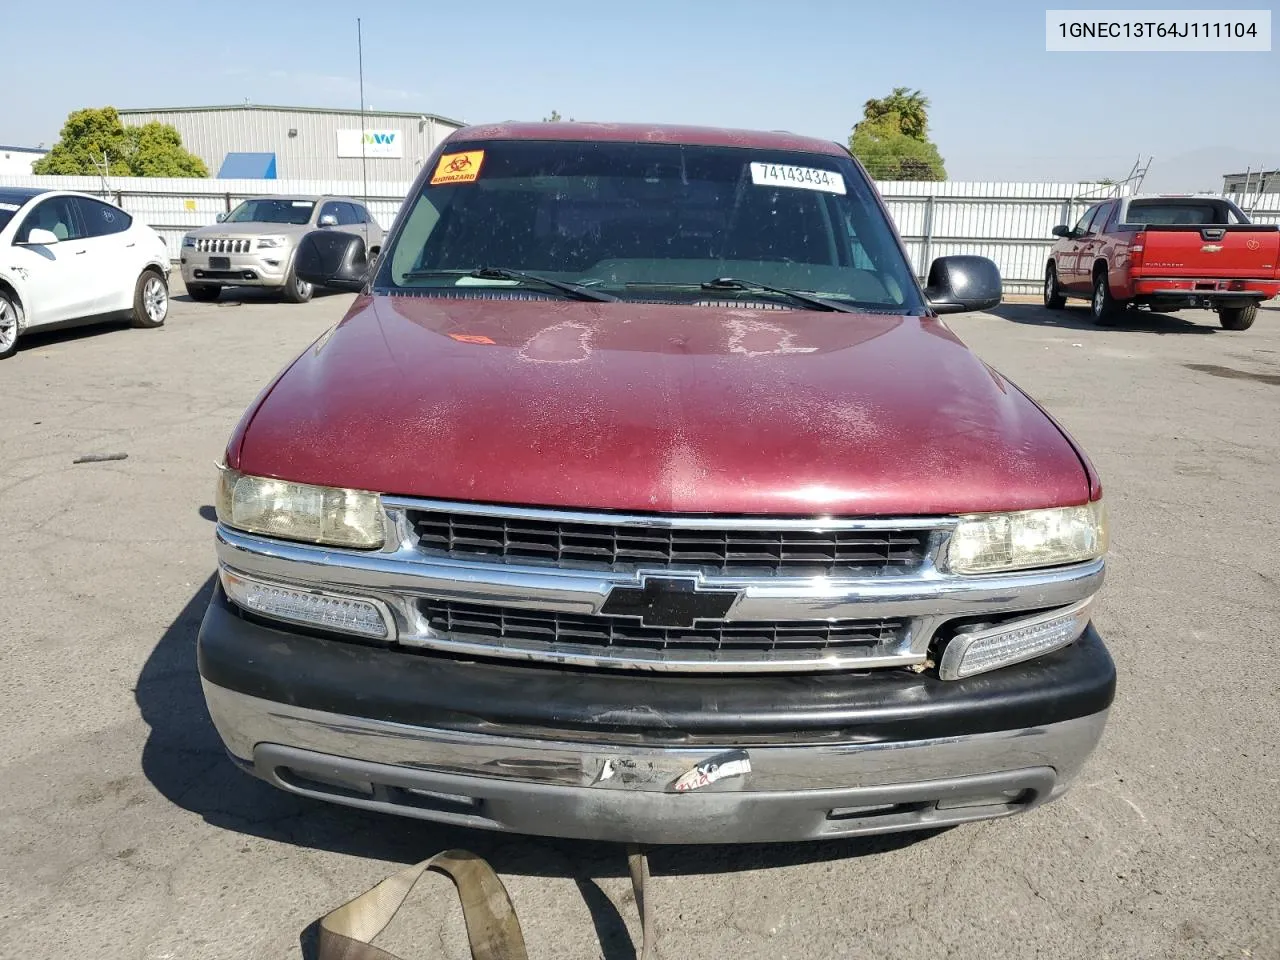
<box><xmin>700</xmin><ymin>277</ymin><xmax>859</xmax><ymax>313</ymax></box>
<box><xmin>402</xmin><ymin>267</ymin><xmax>618</xmax><ymax>302</ymax></box>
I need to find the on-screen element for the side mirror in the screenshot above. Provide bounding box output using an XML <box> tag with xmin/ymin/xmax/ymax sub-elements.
<box><xmin>22</xmin><ymin>228</ymin><xmax>60</xmax><ymax>246</ymax></box>
<box><xmin>295</xmin><ymin>229</ymin><xmax>370</xmax><ymax>293</ymax></box>
<box><xmin>317</xmin><ymin>214</ymin><xmax>338</xmax><ymax>227</ymax></box>
<box><xmin>1051</xmin><ymin>225</ymin><xmax>1072</xmax><ymax>238</ymax></box>
<box><xmin>215</xmin><ymin>212</ymin><xmax>228</xmax><ymax>223</ymax></box>
<box><xmin>924</xmin><ymin>255</ymin><xmax>1002</xmax><ymax>315</ymax></box>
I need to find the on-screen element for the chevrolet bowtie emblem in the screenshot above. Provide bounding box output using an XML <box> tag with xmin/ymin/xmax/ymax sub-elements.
<box><xmin>600</xmin><ymin>576</ymin><xmax>740</xmax><ymax>628</ymax></box>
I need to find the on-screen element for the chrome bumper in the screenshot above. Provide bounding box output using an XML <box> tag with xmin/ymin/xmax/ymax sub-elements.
<box><xmin>203</xmin><ymin>681</ymin><xmax>1107</xmax><ymax>844</ymax></box>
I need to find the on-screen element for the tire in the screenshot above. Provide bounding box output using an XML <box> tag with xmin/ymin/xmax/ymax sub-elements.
<box><xmin>281</xmin><ymin>262</ymin><xmax>314</xmax><ymax>304</ymax></box>
<box><xmin>131</xmin><ymin>270</ymin><xmax>169</xmax><ymax>328</ymax></box>
<box><xmin>1043</xmin><ymin>263</ymin><xmax>1066</xmax><ymax>309</ymax></box>
<box><xmin>0</xmin><ymin>291</ymin><xmax>21</xmax><ymax>360</ymax></box>
<box><xmin>186</xmin><ymin>282</ymin><xmax>221</xmax><ymax>302</ymax></box>
<box><xmin>1218</xmin><ymin>303</ymin><xmax>1257</xmax><ymax>331</ymax></box>
<box><xmin>1090</xmin><ymin>267</ymin><xmax>1122</xmax><ymax>326</ymax></box>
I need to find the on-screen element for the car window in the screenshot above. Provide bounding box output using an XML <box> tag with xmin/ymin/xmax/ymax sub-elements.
<box><xmin>319</xmin><ymin>201</ymin><xmax>344</xmax><ymax>224</ymax></box>
<box><xmin>74</xmin><ymin>197</ymin><xmax>132</xmax><ymax>237</ymax></box>
<box><xmin>15</xmin><ymin>196</ymin><xmax>83</xmax><ymax>243</ymax></box>
<box><xmin>0</xmin><ymin>196</ymin><xmax>36</xmax><ymax>233</ymax></box>
<box><xmin>383</xmin><ymin>139</ymin><xmax>921</xmax><ymax>311</ymax></box>
<box><xmin>1124</xmin><ymin>199</ymin><xmax>1233</xmax><ymax>225</ymax></box>
<box><xmin>1072</xmin><ymin>205</ymin><xmax>1101</xmax><ymax>236</ymax></box>
<box><xmin>225</xmin><ymin>199</ymin><xmax>314</xmax><ymax>225</ymax></box>
<box><xmin>1086</xmin><ymin>201</ymin><xmax>1114</xmax><ymax>235</ymax></box>
<box><xmin>335</xmin><ymin>202</ymin><xmax>360</xmax><ymax>226</ymax></box>
<box><xmin>351</xmin><ymin>204</ymin><xmax>371</xmax><ymax>225</ymax></box>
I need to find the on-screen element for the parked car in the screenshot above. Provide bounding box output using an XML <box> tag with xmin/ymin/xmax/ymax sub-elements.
<box><xmin>180</xmin><ymin>195</ymin><xmax>383</xmax><ymax>304</ymax></box>
<box><xmin>1044</xmin><ymin>194</ymin><xmax>1280</xmax><ymax>329</ymax></box>
<box><xmin>199</xmin><ymin>122</ymin><xmax>1114</xmax><ymax>845</ymax></box>
<box><xmin>0</xmin><ymin>187</ymin><xmax>171</xmax><ymax>360</ymax></box>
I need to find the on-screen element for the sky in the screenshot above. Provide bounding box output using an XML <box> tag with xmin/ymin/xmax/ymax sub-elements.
<box><xmin>4</xmin><ymin>0</ymin><xmax>1277</xmax><ymax>191</ymax></box>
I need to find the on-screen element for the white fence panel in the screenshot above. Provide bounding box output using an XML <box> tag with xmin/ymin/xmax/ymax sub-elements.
<box><xmin>4</xmin><ymin>174</ymin><xmax>1278</xmax><ymax>295</ymax></box>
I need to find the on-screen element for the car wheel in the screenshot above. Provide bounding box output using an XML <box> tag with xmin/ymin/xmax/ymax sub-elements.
<box><xmin>0</xmin><ymin>291</ymin><xmax>22</xmax><ymax>360</ymax></box>
<box><xmin>1090</xmin><ymin>268</ymin><xmax>1121</xmax><ymax>326</ymax></box>
<box><xmin>1043</xmin><ymin>263</ymin><xmax>1066</xmax><ymax>309</ymax></box>
<box><xmin>282</xmin><ymin>263</ymin><xmax>314</xmax><ymax>304</ymax></box>
<box><xmin>131</xmin><ymin>270</ymin><xmax>169</xmax><ymax>328</ymax></box>
<box><xmin>186</xmin><ymin>282</ymin><xmax>222</xmax><ymax>302</ymax></box>
<box><xmin>1218</xmin><ymin>304</ymin><xmax>1257</xmax><ymax>330</ymax></box>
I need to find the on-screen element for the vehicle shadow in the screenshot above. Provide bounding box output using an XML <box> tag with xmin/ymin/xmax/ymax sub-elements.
<box><xmin>172</xmin><ymin>287</ymin><xmax>349</xmax><ymax>305</ymax></box>
<box><xmin>989</xmin><ymin>301</ymin><xmax>1219</xmax><ymax>334</ymax></box>
<box><xmin>16</xmin><ymin>319</ymin><xmax>132</xmax><ymax>353</ymax></box>
<box><xmin>138</xmin><ymin>566</ymin><xmax>944</xmax><ymax>957</ymax></box>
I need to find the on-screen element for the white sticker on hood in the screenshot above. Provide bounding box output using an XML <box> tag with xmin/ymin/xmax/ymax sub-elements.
<box><xmin>0</xmin><ymin>202</ymin><xmax>20</xmax><ymax>212</ymax></box>
<box><xmin>750</xmin><ymin>162</ymin><xmax>846</xmax><ymax>195</ymax></box>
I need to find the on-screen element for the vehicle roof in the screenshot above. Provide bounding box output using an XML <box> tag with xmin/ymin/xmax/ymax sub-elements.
<box><xmin>240</xmin><ymin>195</ymin><xmax>363</xmax><ymax>203</ymax></box>
<box><xmin>1125</xmin><ymin>193</ymin><xmax>1231</xmax><ymax>201</ymax></box>
<box><xmin>446</xmin><ymin>121</ymin><xmax>849</xmax><ymax>157</ymax></box>
<box><xmin>0</xmin><ymin>186</ymin><xmax>48</xmax><ymax>204</ymax></box>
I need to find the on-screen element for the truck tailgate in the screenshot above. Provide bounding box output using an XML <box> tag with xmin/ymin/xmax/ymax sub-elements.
<box><xmin>1139</xmin><ymin>225</ymin><xmax>1280</xmax><ymax>279</ymax></box>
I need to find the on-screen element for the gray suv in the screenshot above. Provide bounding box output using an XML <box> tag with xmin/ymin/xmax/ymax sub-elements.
<box><xmin>180</xmin><ymin>195</ymin><xmax>384</xmax><ymax>303</ymax></box>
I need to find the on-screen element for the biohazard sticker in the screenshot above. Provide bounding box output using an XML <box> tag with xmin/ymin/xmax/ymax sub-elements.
<box><xmin>431</xmin><ymin>150</ymin><xmax>485</xmax><ymax>185</ymax></box>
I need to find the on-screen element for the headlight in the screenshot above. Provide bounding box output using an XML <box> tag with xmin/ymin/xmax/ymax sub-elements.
<box><xmin>182</xmin><ymin>235</ymin><xmax>196</xmax><ymax>248</ymax></box>
<box><xmin>256</xmin><ymin>235</ymin><xmax>288</xmax><ymax>249</ymax></box>
<box><xmin>215</xmin><ymin>467</ymin><xmax>385</xmax><ymax>548</ymax></box>
<box><xmin>944</xmin><ymin>501</ymin><xmax>1107</xmax><ymax>574</ymax></box>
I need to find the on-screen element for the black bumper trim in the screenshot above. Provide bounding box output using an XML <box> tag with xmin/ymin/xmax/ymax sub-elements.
<box><xmin>197</xmin><ymin>586</ymin><xmax>1116</xmax><ymax>744</ymax></box>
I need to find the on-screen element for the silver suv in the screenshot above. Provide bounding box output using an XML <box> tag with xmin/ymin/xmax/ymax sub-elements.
<box><xmin>180</xmin><ymin>196</ymin><xmax>384</xmax><ymax>303</ymax></box>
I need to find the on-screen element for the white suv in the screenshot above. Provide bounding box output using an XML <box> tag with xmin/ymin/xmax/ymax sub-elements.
<box><xmin>0</xmin><ymin>188</ymin><xmax>171</xmax><ymax>360</ymax></box>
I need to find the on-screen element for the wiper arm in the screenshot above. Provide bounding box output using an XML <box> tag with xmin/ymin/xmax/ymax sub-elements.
<box><xmin>403</xmin><ymin>267</ymin><xmax>618</xmax><ymax>303</ymax></box>
<box><xmin>700</xmin><ymin>277</ymin><xmax>859</xmax><ymax>313</ymax></box>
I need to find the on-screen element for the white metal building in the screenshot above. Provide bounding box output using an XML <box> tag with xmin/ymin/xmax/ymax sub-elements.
<box><xmin>0</xmin><ymin>145</ymin><xmax>48</xmax><ymax>175</ymax></box>
<box><xmin>116</xmin><ymin>104</ymin><xmax>465</xmax><ymax>181</ymax></box>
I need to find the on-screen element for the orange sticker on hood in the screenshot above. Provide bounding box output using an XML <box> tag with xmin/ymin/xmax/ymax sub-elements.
<box><xmin>449</xmin><ymin>333</ymin><xmax>496</xmax><ymax>344</ymax></box>
<box><xmin>431</xmin><ymin>150</ymin><xmax>485</xmax><ymax>185</ymax></box>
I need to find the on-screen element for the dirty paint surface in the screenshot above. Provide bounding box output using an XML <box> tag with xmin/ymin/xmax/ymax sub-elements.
<box><xmin>233</xmin><ymin>297</ymin><xmax>1093</xmax><ymax>515</ymax></box>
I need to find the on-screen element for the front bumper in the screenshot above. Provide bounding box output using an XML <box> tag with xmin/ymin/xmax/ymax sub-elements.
<box><xmin>180</xmin><ymin>249</ymin><xmax>292</xmax><ymax>288</ymax></box>
<box><xmin>197</xmin><ymin>588</ymin><xmax>1116</xmax><ymax>844</ymax></box>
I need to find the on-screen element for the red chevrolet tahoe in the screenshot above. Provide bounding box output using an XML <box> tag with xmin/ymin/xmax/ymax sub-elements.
<box><xmin>198</xmin><ymin>123</ymin><xmax>1115</xmax><ymax>844</ymax></box>
<box><xmin>1044</xmin><ymin>194</ymin><xmax>1280</xmax><ymax>329</ymax></box>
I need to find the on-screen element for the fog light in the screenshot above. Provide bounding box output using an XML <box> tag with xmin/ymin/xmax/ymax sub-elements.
<box><xmin>939</xmin><ymin>599</ymin><xmax>1092</xmax><ymax>680</ymax></box>
<box><xmin>220</xmin><ymin>569</ymin><xmax>393</xmax><ymax>639</ymax></box>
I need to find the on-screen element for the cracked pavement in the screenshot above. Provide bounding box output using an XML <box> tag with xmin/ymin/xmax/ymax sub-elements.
<box><xmin>1</xmin><ymin>284</ymin><xmax>1277</xmax><ymax>959</ymax></box>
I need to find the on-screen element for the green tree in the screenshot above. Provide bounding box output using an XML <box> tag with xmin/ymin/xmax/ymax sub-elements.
<box><xmin>33</xmin><ymin>107</ymin><xmax>208</xmax><ymax>178</ymax></box>
<box><xmin>542</xmin><ymin>109</ymin><xmax>563</xmax><ymax>122</ymax></box>
<box><xmin>849</xmin><ymin>90</ymin><xmax>946</xmax><ymax>181</ymax></box>
<box><xmin>861</xmin><ymin>87</ymin><xmax>931</xmax><ymax>140</ymax></box>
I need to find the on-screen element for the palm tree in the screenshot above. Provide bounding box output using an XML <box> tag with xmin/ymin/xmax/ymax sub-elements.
<box><xmin>861</xmin><ymin>88</ymin><xmax>930</xmax><ymax>140</ymax></box>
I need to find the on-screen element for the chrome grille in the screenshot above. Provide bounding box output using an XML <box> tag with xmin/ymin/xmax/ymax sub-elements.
<box><xmin>421</xmin><ymin>599</ymin><xmax>907</xmax><ymax>663</ymax></box>
<box><xmin>197</xmin><ymin>237</ymin><xmax>251</xmax><ymax>253</ymax></box>
<box><xmin>407</xmin><ymin>509</ymin><xmax>931</xmax><ymax>576</ymax></box>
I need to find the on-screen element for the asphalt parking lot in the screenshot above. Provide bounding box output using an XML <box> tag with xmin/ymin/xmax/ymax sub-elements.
<box><xmin>2</xmin><ymin>281</ymin><xmax>1277</xmax><ymax>960</ymax></box>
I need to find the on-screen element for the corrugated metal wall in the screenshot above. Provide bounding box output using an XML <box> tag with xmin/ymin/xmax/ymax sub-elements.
<box><xmin>118</xmin><ymin>107</ymin><xmax>462</xmax><ymax>181</ymax></box>
<box><xmin>3</xmin><ymin>173</ymin><xmax>1277</xmax><ymax>295</ymax></box>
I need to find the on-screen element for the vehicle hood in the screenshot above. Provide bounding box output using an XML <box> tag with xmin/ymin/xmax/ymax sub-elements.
<box><xmin>233</xmin><ymin>297</ymin><xmax>1091</xmax><ymax>515</ymax></box>
<box><xmin>189</xmin><ymin>221</ymin><xmax>314</xmax><ymax>237</ymax></box>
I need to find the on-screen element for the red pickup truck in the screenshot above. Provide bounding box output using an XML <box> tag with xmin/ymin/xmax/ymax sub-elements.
<box><xmin>199</xmin><ymin>123</ymin><xmax>1114</xmax><ymax>844</ymax></box>
<box><xmin>1044</xmin><ymin>194</ymin><xmax>1280</xmax><ymax>329</ymax></box>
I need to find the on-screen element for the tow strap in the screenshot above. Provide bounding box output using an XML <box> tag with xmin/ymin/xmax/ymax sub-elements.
<box><xmin>317</xmin><ymin>847</ymin><xmax>656</xmax><ymax>960</ymax></box>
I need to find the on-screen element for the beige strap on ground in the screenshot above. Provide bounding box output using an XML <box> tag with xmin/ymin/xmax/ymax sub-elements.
<box><xmin>317</xmin><ymin>846</ymin><xmax>655</xmax><ymax>960</ymax></box>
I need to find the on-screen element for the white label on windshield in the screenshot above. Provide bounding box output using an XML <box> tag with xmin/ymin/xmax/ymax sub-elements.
<box><xmin>750</xmin><ymin>162</ymin><xmax>846</xmax><ymax>194</ymax></box>
<box><xmin>292</xmin><ymin>201</ymin><xmax>311</xmax><ymax>207</ymax></box>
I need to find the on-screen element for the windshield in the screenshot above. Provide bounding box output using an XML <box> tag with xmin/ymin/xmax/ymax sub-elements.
<box><xmin>225</xmin><ymin>199</ymin><xmax>315</xmax><ymax>225</ymax></box>
<box><xmin>379</xmin><ymin>139</ymin><xmax>921</xmax><ymax>311</ymax></box>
